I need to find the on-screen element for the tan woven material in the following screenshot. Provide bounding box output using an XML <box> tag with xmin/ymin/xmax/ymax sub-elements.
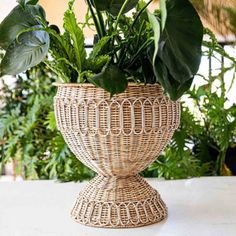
<box><xmin>54</xmin><ymin>83</ymin><xmax>180</xmax><ymax>228</ymax></box>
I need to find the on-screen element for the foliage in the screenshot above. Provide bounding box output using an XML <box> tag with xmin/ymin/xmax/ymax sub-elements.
<box><xmin>0</xmin><ymin>1</ymin><xmax>235</xmax><ymax>181</ymax></box>
<box><xmin>0</xmin><ymin>0</ymin><xmax>203</xmax><ymax>100</ymax></box>
<box><xmin>143</xmin><ymin>31</ymin><xmax>236</xmax><ymax>179</ymax></box>
<box><xmin>0</xmin><ymin>66</ymin><xmax>94</xmax><ymax>181</ymax></box>
<box><xmin>0</xmin><ymin>31</ymin><xmax>235</xmax><ymax>180</ymax></box>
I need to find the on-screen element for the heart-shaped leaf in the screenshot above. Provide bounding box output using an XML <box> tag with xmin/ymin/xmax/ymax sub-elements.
<box><xmin>93</xmin><ymin>0</ymin><xmax>139</xmax><ymax>16</ymax></box>
<box><xmin>157</xmin><ymin>0</ymin><xmax>203</xmax><ymax>83</ymax></box>
<box><xmin>0</xmin><ymin>26</ymin><xmax>49</xmax><ymax>76</ymax></box>
<box><xmin>159</xmin><ymin>0</ymin><xmax>203</xmax><ymax>83</ymax></box>
<box><xmin>88</xmin><ymin>64</ymin><xmax>128</xmax><ymax>96</ymax></box>
<box><xmin>0</xmin><ymin>4</ymin><xmax>46</xmax><ymax>49</ymax></box>
<box><xmin>151</xmin><ymin>0</ymin><xmax>203</xmax><ymax>100</ymax></box>
<box><xmin>154</xmin><ymin>57</ymin><xmax>193</xmax><ymax>100</ymax></box>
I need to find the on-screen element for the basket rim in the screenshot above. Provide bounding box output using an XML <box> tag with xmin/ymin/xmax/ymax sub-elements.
<box><xmin>53</xmin><ymin>82</ymin><xmax>161</xmax><ymax>88</ymax></box>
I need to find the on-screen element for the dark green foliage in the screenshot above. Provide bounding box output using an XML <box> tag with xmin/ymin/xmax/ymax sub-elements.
<box><xmin>0</xmin><ymin>66</ymin><xmax>94</xmax><ymax>181</ymax></box>
<box><xmin>0</xmin><ymin>0</ymin><xmax>203</xmax><ymax>101</ymax></box>
<box><xmin>143</xmin><ymin>32</ymin><xmax>236</xmax><ymax>179</ymax></box>
<box><xmin>88</xmin><ymin>65</ymin><xmax>128</xmax><ymax>96</ymax></box>
<box><xmin>1</xmin><ymin>1</ymin><xmax>234</xmax><ymax>181</ymax></box>
<box><xmin>0</xmin><ymin>4</ymin><xmax>46</xmax><ymax>49</ymax></box>
<box><xmin>92</xmin><ymin>0</ymin><xmax>139</xmax><ymax>16</ymax></box>
<box><xmin>154</xmin><ymin>0</ymin><xmax>203</xmax><ymax>100</ymax></box>
<box><xmin>0</xmin><ymin>28</ymin><xmax>235</xmax><ymax>180</ymax></box>
<box><xmin>0</xmin><ymin>26</ymin><xmax>50</xmax><ymax>76</ymax></box>
<box><xmin>0</xmin><ymin>2</ymin><xmax>49</xmax><ymax>76</ymax></box>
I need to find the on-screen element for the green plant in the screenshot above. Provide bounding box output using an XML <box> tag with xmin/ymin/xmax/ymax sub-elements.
<box><xmin>0</xmin><ymin>0</ymin><xmax>207</xmax><ymax>181</ymax></box>
<box><xmin>0</xmin><ymin>65</ymin><xmax>94</xmax><ymax>180</ymax></box>
<box><xmin>143</xmin><ymin>31</ymin><xmax>236</xmax><ymax>179</ymax></box>
<box><xmin>0</xmin><ymin>0</ymin><xmax>203</xmax><ymax>100</ymax></box>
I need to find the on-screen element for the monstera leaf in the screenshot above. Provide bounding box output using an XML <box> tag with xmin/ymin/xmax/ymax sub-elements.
<box><xmin>0</xmin><ymin>4</ymin><xmax>46</xmax><ymax>49</ymax></box>
<box><xmin>153</xmin><ymin>0</ymin><xmax>203</xmax><ymax>100</ymax></box>
<box><xmin>0</xmin><ymin>26</ymin><xmax>49</xmax><ymax>76</ymax></box>
<box><xmin>88</xmin><ymin>65</ymin><xmax>128</xmax><ymax>96</ymax></box>
<box><xmin>92</xmin><ymin>0</ymin><xmax>139</xmax><ymax>16</ymax></box>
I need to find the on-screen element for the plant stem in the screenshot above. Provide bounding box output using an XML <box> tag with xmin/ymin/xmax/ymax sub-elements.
<box><xmin>111</xmin><ymin>0</ymin><xmax>131</xmax><ymax>63</ymax></box>
<box><xmin>131</xmin><ymin>0</ymin><xmax>153</xmax><ymax>29</ymax></box>
<box><xmin>86</xmin><ymin>0</ymin><xmax>102</xmax><ymax>38</ymax></box>
<box><xmin>96</xmin><ymin>8</ymin><xmax>106</xmax><ymax>37</ymax></box>
<box><xmin>126</xmin><ymin>39</ymin><xmax>153</xmax><ymax>68</ymax></box>
<box><xmin>114</xmin><ymin>0</ymin><xmax>130</xmax><ymax>32</ymax></box>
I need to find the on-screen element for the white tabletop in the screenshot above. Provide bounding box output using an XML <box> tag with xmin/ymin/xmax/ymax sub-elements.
<box><xmin>0</xmin><ymin>177</ymin><xmax>236</xmax><ymax>236</ymax></box>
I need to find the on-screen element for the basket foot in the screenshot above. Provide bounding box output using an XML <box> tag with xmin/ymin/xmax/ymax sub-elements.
<box><xmin>71</xmin><ymin>175</ymin><xmax>167</xmax><ymax>228</ymax></box>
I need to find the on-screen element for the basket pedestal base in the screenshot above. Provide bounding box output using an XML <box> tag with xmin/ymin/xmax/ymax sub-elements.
<box><xmin>71</xmin><ymin>175</ymin><xmax>167</xmax><ymax>228</ymax></box>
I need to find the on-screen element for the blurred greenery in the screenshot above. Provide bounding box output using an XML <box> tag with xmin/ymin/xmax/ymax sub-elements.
<box><xmin>0</xmin><ymin>29</ymin><xmax>236</xmax><ymax>181</ymax></box>
<box><xmin>0</xmin><ymin>64</ymin><xmax>94</xmax><ymax>181</ymax></box>
<box><xmin>143</xmin><ymin>31</ymin><xmax>236</xmax><ymax>179</ymax></box>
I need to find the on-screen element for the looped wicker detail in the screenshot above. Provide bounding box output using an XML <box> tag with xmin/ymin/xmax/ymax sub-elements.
<box><xmin>54</xmin><ymin>96</ymin><xmax>180</xmax><ymax>137</ymax></box>
<box><xmin>71</xmin><ymin>175</ymin><xmax>167</xmax><ymax>228</ymax></box>
<box><xmin>70</xmin><ymin>174</ymin><xmax>168</xmax><ymax>228</ymax></box>
<box><xmin>71</xmin><ymin>194</ymin><xmax>167</xmax><ymax>228</ymax></box>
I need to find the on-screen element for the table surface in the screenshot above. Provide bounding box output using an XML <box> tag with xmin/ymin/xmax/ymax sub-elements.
<box><xmin>0</xmin><ymin>177</ymin><xmax>236</xmax><ymax>236</ymax></box>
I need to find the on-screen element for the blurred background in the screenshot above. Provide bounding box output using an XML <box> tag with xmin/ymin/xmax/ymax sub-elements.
<box><xmin>0</xmin><ymin>0</ymin><xmax>235</xmax><ymax>181</ymax></box>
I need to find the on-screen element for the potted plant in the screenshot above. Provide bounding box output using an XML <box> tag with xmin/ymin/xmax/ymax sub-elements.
<box><xmin>0</xmin><ymin>0</ymin><xmax>203</xmax><ymax>228</ymax></box>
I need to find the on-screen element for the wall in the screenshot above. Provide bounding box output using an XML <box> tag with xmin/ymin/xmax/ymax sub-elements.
<box><xmin>0</xmin><ymin>0</ymin><xmax>17</xmax><ymax>21</ymax></box>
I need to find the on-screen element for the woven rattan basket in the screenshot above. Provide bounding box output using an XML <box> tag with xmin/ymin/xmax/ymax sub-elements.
<box><xmin>54</xmin><ymin>83</ymin><xmax>180</xmax><ymax>228</ymax></box>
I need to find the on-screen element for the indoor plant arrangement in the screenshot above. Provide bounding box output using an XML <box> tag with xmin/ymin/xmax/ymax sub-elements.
<box><xmin>0</xmin><ymin>0</ymin><xmax>203</xmax><ymax>228</ymax></box>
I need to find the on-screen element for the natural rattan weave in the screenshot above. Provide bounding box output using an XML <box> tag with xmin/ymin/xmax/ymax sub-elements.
<box><xmin>54</xmin><ymin>83</ymin><xmax>180</xmax><ymax>228</ymax></box>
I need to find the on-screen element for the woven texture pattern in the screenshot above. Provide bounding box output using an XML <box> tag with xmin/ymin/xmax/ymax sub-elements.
<box><xmin>54</xmin><ymin>83</ymin><xmax>180</xmax><ymax>228</ymax></box>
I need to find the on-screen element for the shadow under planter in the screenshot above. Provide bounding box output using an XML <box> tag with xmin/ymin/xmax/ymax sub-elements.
<box><xmin>54</xmin><ymin>83</ymin><xmax>180</xmax><ymax>228</ymax></box>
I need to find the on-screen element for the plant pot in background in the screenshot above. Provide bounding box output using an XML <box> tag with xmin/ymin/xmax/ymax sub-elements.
<box><xmin>54</xmin><ymin>83</ymin><xmax>180</xmax><ymax>228</ymax></box>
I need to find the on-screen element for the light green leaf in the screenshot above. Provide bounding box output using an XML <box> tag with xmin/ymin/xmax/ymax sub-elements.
<box><xmin>160</xmin><ymin>0</ymin><xmax>167</xmax><ymax>31</ymax></box>
<box><xmin>0</xmin><ymin>26</ymin><xmax>49</xmax><ymax>76</ymax></box>
<box><xmin>147</xmin><ymin>11</ymin><xmax>160</xmax><ymax>66</ymax></box>
<box><xmin>63</xmin><ymin>5</ymin><xmax>86</xmax><ymax>71</ymax></box>
<box><xmin>90</xmin><ymin>36</ymin><xmax>112</xmax><ymax>58</ymax></box>
<box><xmin>86</xmin><ymin>55</ymin><xmax>110</xmax><ymax>73</ymax></box>
<box><xmin>88</xmin><ymin>65</ymin><xmax>128</xmax><ymax>96</ymax></box>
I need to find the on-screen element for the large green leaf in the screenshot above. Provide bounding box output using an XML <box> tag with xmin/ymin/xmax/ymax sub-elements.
<box><xmin>63</xmin><ymin>4</ymin><xmax>86</xmax><ymax>71</ymax></box>
<box><xmin>93</xmin><ymin>0</ymin><xmax>139</xmax><ymax>16</ymax></box>
<box><xmin>88</xmin><ymin>65</ymin><xmax>128</xmax><ymax>96</ymax></box>
<box><xmin>0</xmin><ymin>4</ymin><xmax>46</xmax><ymax>49</ymax></box>
<box><xmin>0</xmin><ymin>26</ymin><xmax>49</xmax><ymax>76</ymax></box>
<box><xmin>154</xmin><ymin>57</ymin><xmax>193</xmax><ymax>101</ymax></box>
<box><xmin>157</xmin><ymin>0</ymin><xmax>203</xmax><ymax>83</ymax></box>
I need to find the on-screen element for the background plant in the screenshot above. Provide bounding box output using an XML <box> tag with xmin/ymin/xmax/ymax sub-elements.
<box><xmin>0</xmin><ymin>1</ymin><xmax>235</xmax><ymax>181</ymax></box>
<box><xmin>143</xmin><ymin>31</ymin><xmax>236</xmax><ymax>178</ymax></box>
<box><xmin>1</xmin><ymin>33</ymin><xmax>235</xmax><ymax>180</ymax></box>
<box><xmin>0</xmin><ymin>65</ymin><xmax>93</xmax><ymax>181</ymax></box>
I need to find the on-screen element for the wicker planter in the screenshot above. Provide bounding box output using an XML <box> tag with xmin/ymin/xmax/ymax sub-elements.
<box><xmin>54</xmin><ymin>83</ymin><xmax>180</xmax><ymax>228</ymax></box>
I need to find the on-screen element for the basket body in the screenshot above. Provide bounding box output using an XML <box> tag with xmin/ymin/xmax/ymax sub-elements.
<box><xmin>54</xmin><ymin>83</ymin><xmax>180</xmax><ymax>228</ymax></box>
